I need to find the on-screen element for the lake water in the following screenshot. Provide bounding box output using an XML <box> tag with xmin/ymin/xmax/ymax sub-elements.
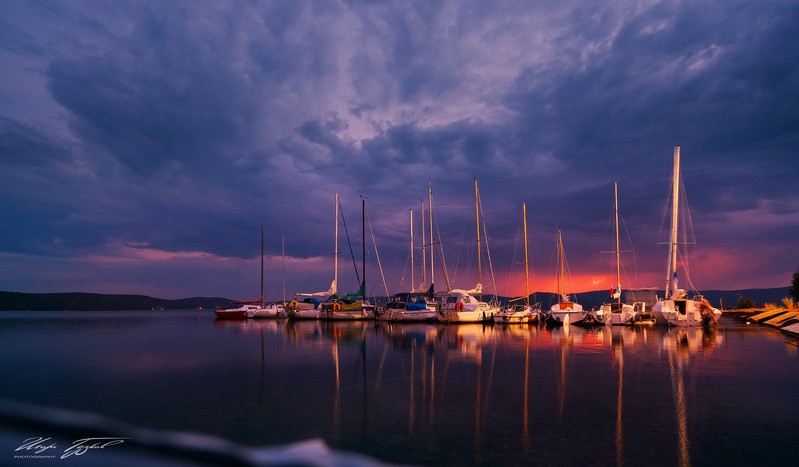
<box><xmin>1</xmin><ymin>310</ymin><xmax>798</xmax><ymax>466</ymax></box>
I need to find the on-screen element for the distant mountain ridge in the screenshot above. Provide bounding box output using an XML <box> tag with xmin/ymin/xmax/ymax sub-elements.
<box><xmin>1</xmin><ymin>287</ymin><xmax>789</xmax><ymax>311</ymax></box>
<box><xmin>0</xmin><ymin>291</ymin><xmax>233</xmax><ymax>311</ymax></box>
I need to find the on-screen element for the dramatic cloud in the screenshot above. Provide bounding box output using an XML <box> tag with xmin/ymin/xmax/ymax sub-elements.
<box><xmin>1</xmin><ymin>0</ymin><xmax>797</xmax><ymax>299</ymax></box>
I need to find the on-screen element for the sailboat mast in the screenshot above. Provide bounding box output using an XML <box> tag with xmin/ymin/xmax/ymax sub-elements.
<box><xmin>260</xmin><ymin>224</ymin><xmax>264</xmax><ymax>307</ymax></box>
<box><xmin>410</xmin><ymin>208</ymin><xmax>415</xmax><ymax>292</ymax></box>
<box><xmin>281</xmin><ymin>232</ymin><xmax>286</xmax><ymax>305</ymax></box>
<box><xmin>614</xmin><ymin>182</ymin><xmax>621</xmax><ymax>305</ymax></box>
<box><xmin>421</xmin><ymin>200</ymin><xmax>426</xmax><ymax>290</ymax></box>
<box><xmin>474</xmin><ymin>178</ymin><xmax>482</xmax><ymax>299</ymax></box>
<box><xmin>557</xmin><ymin>230</ymin><xmax>565</xmax><ymax>299</ymax></box>
<box><xmin>523</xmin><ymin>202</ymin><xmax>530</xmax><ymax>306</ymax></box>
<box><xmin>362</xmin><ymin>197</ymin><xmax>366</xmax><ymax>302</ymax></box>
<box><xmin>428</xmin><ymin>185</ymin><xmax>434</xmax><ymax>288</ymax></box>
<box><xmin>335</xmin><ymin>192</ymin><xmax>339</xmax><ymax>296</ymax></box>
<box><xmin>665</xmin><ymin>147</ymin><xmax>680</xmax><ymax>299</ymax></box>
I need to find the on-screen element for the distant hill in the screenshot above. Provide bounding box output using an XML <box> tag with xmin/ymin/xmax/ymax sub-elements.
<box><xmin>0</xmin><ymin>291</ymin><xmax>233</xmax><ymax>311</ymax></box>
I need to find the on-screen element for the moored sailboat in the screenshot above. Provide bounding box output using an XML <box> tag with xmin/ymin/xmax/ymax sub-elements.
<box><xmin>218</xmin><ymin>225</ymin><xmax>270</xmax><ymax>320</ymax></box>
<box><xmin>320</xmin><ymin>196</ymin><xmax>375</xmax><ymax>320</ymax></box>
<box><xmin>250</xmin><ymin>233</ymin><xmax>289</xmax><ymax>319</ymax></box>
<box><xmin>494</xmin><ymin>202</ymin><xmax>541</xmax><ymax>324</ymax></box>
<box><xmin>286</xmin><ymin>193</ymin><xmax>342</xmax><ymax>320</ymax></box>
<box><xmin>215</xmin><ymin>301</ymin><xmax>258</xmax><ymax>320</ymax></box>
<box><xmin>547</xmin><ymin>230</ymin><xmax>588</xmax><ymax>326</ymax></box>
<box><xmin>650</xmin><ymin>147</ymin><xmax>722</xmax><ymax>327</ymax></box>
<box><xmin>384</xmin><ymin>201</ymin><xmax>439</xmax><ymax>322</ymax></box>
<box><xmin>437</xmin><ymin>179</ymin><xmax>500</xmax><ymax>323</ymax></box>
<box><xmin>597</xmin><ymin>182</ymin><xmax>637</xmax><ymax>326</ymax></box>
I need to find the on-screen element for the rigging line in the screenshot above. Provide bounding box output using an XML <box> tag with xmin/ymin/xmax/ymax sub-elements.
<box><xmin>546</xmin><ymin>229</ymin><xmax>559</xmax><ymax>304</ymax></box>
<box><xmin>678</xmin><ymin>176</ymin><xmax>700</xmax><ymax>293</ymax></box>
<box><xmin>338</xmin><ymin>197</ymin><xmax>360</xmax><ymax>286</ymax></box>
<box><xmin>477</xmin><ymin>195</ymin><xmax>498</xmax><ymax>298</ymax></box>
<box><xmin>619</xmin><ymin>210</ymin><xmax>640</xmax><ymax>285</ymax></box>
<box><xmin>430</xmin><ymin>202</ymin><xmax>452</xmax><ymax>292</ymax></box>
<box><xmin>506</xmin><ymin>224</ymin><xmax>522</xmax><ymax>297</ymax></box>
<box><xmin>396</xmin><ymin>241</ymin><xmax>411</xmax><ymax>292</ymax></box>
<box><xmin>451</xmin><ymin>222</ymin><xmax>469</xmax><ymax>287</ymax></box>
<box><xmin>365</xmin><ymin>206</ymin><xmax>390</xmax><ymax>299</ymax></box>
<box><xmin>561</xmin><ymin>233</ymin><xmax>579</xmax><ymax>301</ymax></box>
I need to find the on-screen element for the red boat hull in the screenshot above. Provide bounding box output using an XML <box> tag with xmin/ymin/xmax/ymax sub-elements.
<box><xmin>215</xmin><ymin>310</ymin><xmax>248</xmax><ymax>320</ymax></box>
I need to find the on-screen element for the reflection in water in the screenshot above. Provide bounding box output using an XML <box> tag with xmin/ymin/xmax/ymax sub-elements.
<box><xmin>670</xmin><ymin>347</ymin><xmax>690</xmax><ymax>467</ymax></box>
<box><xmin>612</xmin><ymin>327</ymin><xmax>625</xmax><ymax>467</ymax></box>
<box><xmin>662</xmin><ymin>327</ymin><xmax>723</xmax><ymax>467</ymax></box>
<box><xmin>6</xmin><ymin>311</ymin><xmax>792</xmax><ymax>467</ymax></box>
<box><xmin>211</xmin><ymin>316</ymin><xmax>734</xmax><ymax>466</ymax></box>
<box><xmin>523</xmin><ymin>338</ymin><xmax>530</xmax><ymax>454</ymax></box>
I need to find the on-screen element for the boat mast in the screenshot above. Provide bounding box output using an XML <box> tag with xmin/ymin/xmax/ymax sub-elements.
<box><xmin>335</xmin><ymin>192</ymin><xmax>339</xmax><ymax>296</ymax></box>
<box><xmin>362</xmin><ymin>196</ymin><xmax>366</xmax><ymax>303</ymax></box>
<box><xmin>281</xmin><ymin>232</ymin><xmax>286</xmax><ymax>305</ymax></box>
<box><xmin>410</xmin><ymin>208</ymin><xmax>415</xmax><ymax>292</ymax></box>
<box><xmin>421</xmin><ymin>200</ymin><xmax>426</xmax><ymax>290</ymax></box>
<box><xmin>260</xmin><ymin>224</ymin><xmax>264</xmax><ymax>307</ymax></box>
<box><xmin>428</xmin><ymin>185</ymin><xmax>434</xmax><ymax>289</ymax></box>
<box><xmin>665</xmin><ymin>147</ymin><xmax>680</xmax><ymax>299</ymax></box>
<box><xmin>557</xmin><ymin>230</ymin><xmax>566</xmax><ymax>301</ymax></box>
<box><xmin>614</xmin><ymin>182</ymin><xmax>621</xmax><ymax>306</ymax></box>
<box><xmin>523</xmin><ymin>202</ymin><xmax>530</xmax><ymax>306</ymax></box>
<box><xmin>475</xmin><ymin>178</ymin><xmax>482</xmax><ymax>300</ymax></box>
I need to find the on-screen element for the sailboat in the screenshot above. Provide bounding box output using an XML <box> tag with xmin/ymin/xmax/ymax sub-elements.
<box><xmin>247</xmin><ymin>227</ymin><xmax>287</xmax><ymax>319</ymax></box>
<box><xmin>494</xmin><ymin>202</ymin><xmax>541</xmax><ymax>324</ymax></box>
<box><xmin>547</xmin><ymin>230</ymin><xmax>588</xmax><ymax>325</ymax></box>
<box><xmin>651</xmin><ymin>146</ymin><xmax>723</xmax><ymax>327</ymax></box>
<box><xmin>438</xmin><ymin>179</ymin><xmax>501</xmax><ymax>323</ymax></box>
<box><xmin>596</xmin><ymin>182</ymin><xmax>637</xmax><ymax>326</ymax></box>
<box><xmin>217</xmin><ymin>225</ymin><xmax>271</xmax><ymax>320</ymax></box>
<box><xmin>286</xmin><ymin>194</ymin><xmax>342</xmax><ymax>320</ymax></box>
<box><xmin>320</xmin><ymin>196</ymin><xmax>375</xmax><ymax>320</ymax></box>
<box><xmin>385</xmin><ymin>204</ymin><xmax>438</xmax><ymax>322</ymax></box>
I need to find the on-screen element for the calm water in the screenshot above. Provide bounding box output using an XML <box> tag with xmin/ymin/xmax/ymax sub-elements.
<box><xmin>1</xmin><ymin>310</ymin><xmax>798</xmax><ymax>466</ymax></box>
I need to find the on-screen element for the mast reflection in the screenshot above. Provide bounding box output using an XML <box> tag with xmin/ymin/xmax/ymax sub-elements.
<box><xmin>661</xmin><ymin>327</ymin><xmax>723</xmax><ymax>467</ymax></box>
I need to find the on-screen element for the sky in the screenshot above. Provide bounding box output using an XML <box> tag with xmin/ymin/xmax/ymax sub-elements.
<box><xmin>1</xmin><ymin>0</ymin><xmax>798</xmax><ymax>301</ymax></box>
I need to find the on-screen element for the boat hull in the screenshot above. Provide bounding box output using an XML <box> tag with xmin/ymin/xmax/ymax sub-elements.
<box><xmin>215</xmin><ymin>309</ymin><xmax>248</xmax><ymax>320</ymax></box>
<box><xmin>601</xmin><ymin>303</ymin><xmax>638</xmax><ymax>326</ymax></box>
<box><xmin>320</xmin><ymin>310</ymin><xmax>374</xmax><ymax>320</ymax></box>
<box><xmin>387</xmin><ymin>310</ymin><xmax>438</xmax><ymax>322</ymax></box>
<box><xmin>548</xmin><ymin>310</ymin><xmax>588</xmax><ymax>325</ymax></box>
<box><xmin>492</xmin><ymin>306</ymin><xmax>538</xmax><ymax>324</ymax></box>
<box><xmin>438</xmin><ymin>309</ymin><xmax>495</xmax><ymax>323</ymax></box>
<box><xmin>320</xmin><ymin>303</ymin><xmax>375</xmax><ymax>320</ymax></box>
<box><xmin>216</xmin><ymin>303</ymin><xmax>259</xmax><ymax>320</ymax></box>
<box><xmin>652</xmin><ymin>298</ymin><xmax>722</xmax><ymax>327</ymax></box>
<box><xmin>605</xmin><ymin>311</ymin><xmax>636</xmax><ymax>325</ymax></box>
<box><xmin>286</xmin><ymin>307</ymin><xmax>320</xmax><ymax>319</ymax></box>
<box><xmin>247</xmin><ymin>305</ymin><xmax>286</xmax><ymax>319</ymax></box>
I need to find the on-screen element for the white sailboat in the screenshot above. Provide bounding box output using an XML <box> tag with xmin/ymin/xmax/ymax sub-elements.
<box><xmin>438</xmin><ymin>179</ymin><xmax>501</xmax><ymax>323</ymax></box>
<box><xmin>651</xmin><ymin>146</ymin><xmax>722</xmax><ymax>327</ymax></box>
<box><xmin>385</xmin><ymin>205</ymin><xmax>438</xmax><ymax>322</ymax></box>
<box><xmin>247</xmin><ymin>226</ymin><xmax>287</xmax><ymax>319</ymax></box>
<box><xmin>597</xmin><ymin>182</ymin><xmax>637</xmax><ymax>326</ymax></box>
<box><xmin>494</xmin><ymin>202</ymin><xmax>541</xmax><ymax>324</ymax></box>
<box><xmin>320</xmin><ymin>196</ymin><xmax>375</xmax><ymax>320</ymax></box>
<box><xmin>286</xmin><ymin>280</ymin><xmax>333</xmax><ymax>319</ymax></box>
<box><xmin>547</xmin><ymin>230</ymin><xmax>588</xmax><ymax>325</ymax></box>
<box><xmin>286</xmin><ymin>194</ymin><xmax>342</xmax><ymax>320</ymax></box>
